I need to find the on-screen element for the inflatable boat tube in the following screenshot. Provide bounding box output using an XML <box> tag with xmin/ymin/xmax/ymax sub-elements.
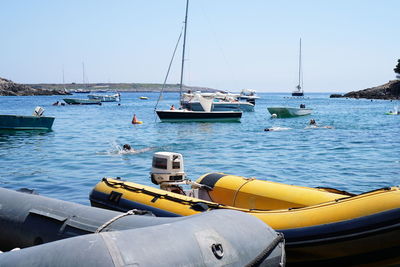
<box><xmin>90</xmin><ymin>174</ymin><xmax>400</xmax><ymax>265</ymax></box>
<box><xmin>0</xmin><ymin>187</ymin><xmax>285</xmax><ymax>266</ymax></box>
<box><xmin>0</xmin><ymin>187</ymin><xmax>172</xmax><ymax>251</ymax></box>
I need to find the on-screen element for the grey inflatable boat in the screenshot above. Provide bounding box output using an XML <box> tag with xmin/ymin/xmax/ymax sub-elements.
<box><xmin>0</xmin><ymin>187</ymin><xmax>285</xmax><ymax>266</ymax></box>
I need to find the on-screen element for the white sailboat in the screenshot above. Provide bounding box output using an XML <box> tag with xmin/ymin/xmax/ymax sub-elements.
<box><xmin>74</xmin><ymin>63</ymin><xmax>90</xmax><ymax>93</ymax></box>
<box><xmin>155</xmin><ymin>0</ymin><xmax>242</xmax><ymax>122</ymax></box>
<box><xmin>267</xmin><ymin>38</ymin><xmax>312</xmax><ymax>118</ymax></box>
<box><xmin>292</xmin><ymin>38</ymin><xmax>304</xmax><ymax>97</ymax></box>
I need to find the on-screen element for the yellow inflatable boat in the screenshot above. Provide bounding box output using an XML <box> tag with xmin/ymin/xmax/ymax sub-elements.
<box><xmin>90</xmin><ymin>153</ymin><xmax>400</xmax><ymax>265</ymax></box>
<box><xmin>90</xmin><ymin>174</ymin><xmax>400</xmax><ymax>266</ymax></box>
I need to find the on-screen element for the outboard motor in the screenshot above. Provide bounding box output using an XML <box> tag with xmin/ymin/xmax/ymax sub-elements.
<box><xmin>150</xmin><ymin>152</ymin><xmax>210</xmax><ymax>198</ymax></box>
<box><xmin>151</xmin><ymin>152</ymin><xmax>185</xmax><ymax>187</ymax></box>
<box><xmin>33</xmin><ymin>106</ymin><xmax>45</xmax><ymax>117</ymax></box>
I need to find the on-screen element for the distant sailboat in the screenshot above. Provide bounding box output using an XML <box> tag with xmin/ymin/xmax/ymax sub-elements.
<box><xmin>62</xmin><ymin>67</ymin><xmax>67</xmax><ymax>92</ymax></box>
<box><xmin>74</xmin><ymin>62</ymin><xmax>90</xmax><ymax>93</ymax></box>
<box><xmin>268</xmin><ymin>39</ymin><xmax>312</xmax><ymax>118</ymax></box>
<box><xmin>292</xmin><ymin>38</ymin><xmax>304</xmax><ymax>97</ymax></box>
<box><xmin>155</xmin><ymin>0</ymin><xmax>242</xmax><ymax>122</ymax></box>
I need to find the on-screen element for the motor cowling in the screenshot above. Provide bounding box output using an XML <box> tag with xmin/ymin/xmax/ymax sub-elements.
<box><xmin>150</xmin><ymin>152</ymin><xmax>185</xmax><ymax>185</ymax></box>
<box><xmin>33</xmin><ymin>106</ymin><xmax>45</xmax><ymax>117</ymax></box>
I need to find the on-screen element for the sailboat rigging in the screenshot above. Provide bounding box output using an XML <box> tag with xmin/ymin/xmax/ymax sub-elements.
<box><xmin>292</xmin><ymin>38</ymin><xmax>304</xmax><ymax>97</ymax></box>
<box><xmin>266</xmin><ymin>38</ymin><xmax>312</xmax><ymax>118</ymax></box>
<box><xmin>154</xmin><ymin>0</ymin><xmax>242</xmax><ymax>122</ymax></box>
<box><xmin>179</xmin><ymin>0</ymin><xmax>189</xmax><ymax>106</ymax></box>
<box><xmin>155</xmin><ymin>27</ymin><xmax>184</xmax><ymax>111</ymax></box>
<box><xmin>74</xmin><ymin>62</ymin><xmax>90</xmax><ymax>93</ymax></box>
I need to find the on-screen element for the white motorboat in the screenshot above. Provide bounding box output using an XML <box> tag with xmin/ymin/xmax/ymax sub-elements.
<box><xmin>88</xmin><ymin>92</ymin><xmax>120</xmax><ymax>102</ymax></box>
<box><xmin>181</xmin><ymin>92</ymin><xmax>254</xmax><ymax>112</ymax></box>
<box><xmin>237</xmin><ymin>89</ymin><xmax>260</xmax><ymax>105</ymax></box>
<box><xmin>267</xmin><ymin>104</ymin><xmax>312</xmax><ymax>118</ymax></box>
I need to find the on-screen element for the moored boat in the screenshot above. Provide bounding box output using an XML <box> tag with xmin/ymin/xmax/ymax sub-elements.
<box><xmin>0</xmin><ymin>107</ymin><xmax>54</xmax><ymax>130</ymax></box>
<box><xmin>182</xmin><ymin>92</ymin><xmax>255</xmax><ymax>112</ymax></box>
<box><xmin>156</xmin><ymin>109</ymin><xmax>242</xmax><ymax>122</ymax></box>
<box><xmin>88</xmin><ymin>92</ymin><xmax>120</xmax><ymax>102</ymax></box>
<box><xmin>90</xmin><ymin>152</ymin><xmax>400</xmax><ymax>265</ymax></box>
<box><xmin>267</xmin><ymin>105</ymin><xmax>312</xmax><ymax>118</ymax></box>
<box><xmin>72</xmin><ymin>89</ymin><xmax>90</xmax><ymax>93</ymax></box>
<box><xmin>63</xmin><ymin>98</ymin><xmax>102</xmax><ymax>105</ymax></box>
<box><xmin>154</xmin><ymin>0</ymin><xmax>243</xmax><ymax>123</ymax></box>
<box><xmin>237</xmin><ymin>89</ymin><xmax>260</xmax><ymax>105</ymax></box>
<box><xmin>291</xmin><ymin>38</ymin><xmax>305</xmax><ymax>97</ymax></box>
<box><xmin>0</xmin><ymin>187</ymin><xmax>284</xmax><ymax>266</ymax></box>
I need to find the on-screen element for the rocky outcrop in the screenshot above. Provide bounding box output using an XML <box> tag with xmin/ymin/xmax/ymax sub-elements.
<box><xmin>330</xmin><ymin>80</ymin><xmax>400</xmax><ymax>100</ymax></box>
<box><xmin>329</xmin><ymin>94</ymin><xmax>343</xmax><ymax>98</ymax></box>
<box><xmin>0</xmin><ymin>77</ymin><xmax>70</xmax><ymax>96</ymax></box>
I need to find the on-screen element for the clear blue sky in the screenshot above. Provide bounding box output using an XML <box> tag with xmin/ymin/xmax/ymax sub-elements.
<box><xmin>0</xmin><ymin>0</ymin><xmax>398</xmax><ymax>92</ymax></box>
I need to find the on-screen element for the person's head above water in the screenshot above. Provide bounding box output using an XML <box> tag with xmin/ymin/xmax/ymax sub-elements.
<box><xmin>309</xmin><ymin>119</ymin><xmax>316</xmax><ymax>125</ymax></box>
<box><xmin>123</xmin><ymin>144</ymin><xmax>132</xmax><ymax>151</ymax></box>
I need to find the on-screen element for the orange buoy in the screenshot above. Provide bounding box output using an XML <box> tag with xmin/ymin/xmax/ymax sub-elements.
<box><xmin>132</xmin><ymin>114</ymin><xmax>143</xmax><ymax>124</ymax></box>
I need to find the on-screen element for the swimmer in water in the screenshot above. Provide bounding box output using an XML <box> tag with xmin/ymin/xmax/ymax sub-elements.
<box><xmin>306</xmin><ymin>119</ymin><xmax>334</xmax><ymax>129</ymax></box>
<box><xmin>264</xmin><ymin>127</ymin><xmax>291</xmax><ymax>132</ymax></box>
<box><xmin>123</xmin><ymin>144</ymin><xmax>134</xmax><ymax>152</ymax></box>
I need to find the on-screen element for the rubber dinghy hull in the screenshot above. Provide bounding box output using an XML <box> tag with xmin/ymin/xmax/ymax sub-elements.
<box><xmin>0</xmin><ymin>115</ymin><xmax>55</xmax><ymax>130</ymax></box>
<box><xmin>0</xmin><ymin>187</ymin><xmax>285</xmax><ymax>266</ymax></box>
<box><xmin>90</xmin><ymin>174</ymin><xmax>400</xmax><ymax>266</ymax></box>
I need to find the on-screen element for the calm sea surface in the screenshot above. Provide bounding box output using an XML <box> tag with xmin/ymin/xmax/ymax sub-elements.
<box><xmin>0</xmin><ymin>92</ymin><xmax>399</xmax><ymax>205</ymax></box>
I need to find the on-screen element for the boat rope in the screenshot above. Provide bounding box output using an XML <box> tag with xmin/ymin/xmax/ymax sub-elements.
<box><xmin>232</xmin><ymin>177</ymin><xmax>255</xmax><ymax>207</ymax></box>
<box><xmin>95</xmin><ymin>209</ymin><xmax>149</xmax><ymax>233</ymax></box>
<box><xmin>102</xmin><ymin>178</ymin><xmax>226</xmax><ymax>210</ymax></box>
<box><xmin>245</xmin><ymin>233</ymin><xmax>285</xmax><ymax>267</ymax></box>
<box><xmin>154</xmin><ymin>26</ymin><xmax>184</xmax><ymax>114</ymax></box>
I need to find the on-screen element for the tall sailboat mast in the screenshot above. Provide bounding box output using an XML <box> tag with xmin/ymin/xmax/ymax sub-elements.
<box><xmin>62</xmin><ymin>66</ymin><xmax>66</xmax><ymax>90</ymax></box>
<box><xmin>298</xmin><ymin>38</ymin><xmax>302</xmax><ymax>92</ymax></box>
<box><xmin>82</xmin><ymin>62</ymin><xmax>85</xmax><ymax>86</ymax></box>
<box><xmin>179</xmin><ymin>0</ymin><xmax>189</xmax><ymax>104</ymax></box>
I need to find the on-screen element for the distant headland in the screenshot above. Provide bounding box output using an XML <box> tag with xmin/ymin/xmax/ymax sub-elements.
<box><xmin>330</xmin><ymin>80</ymin><xmax>400</xmax><ymax>100</ymax></box>
<box><xmin>0</xmin><ymin>77</ymin><xmax>70</xmax><ymax>96</ymax></box>
<box><xmin>0</xmin><ymin>77</ymin><xmax>222</xmax><ymax>96</ymax></box>
<box><xmin>27</xmin><ymin>82</ymin><xmax>223</xmax><ymax>93</ymax></box>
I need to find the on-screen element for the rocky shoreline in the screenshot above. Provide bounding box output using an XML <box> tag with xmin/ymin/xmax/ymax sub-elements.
<box><xmin>26</xmin><ymin>82</ymin><xmax>222</xmax><ymax>93</ymax></box>
<box><xmin>330</xmin><ymin>80</ymin><xmax>400</xmax><ymax>100</ymax></box>
<box><xmin>0</xmin><ymin>77</ymin><xmax>223</xmax><ymax>96</ymax></box>
<box><xmin>0</xmin><ymin>77</ymin><xmax>70</xmax><ymax>96</ymax></box>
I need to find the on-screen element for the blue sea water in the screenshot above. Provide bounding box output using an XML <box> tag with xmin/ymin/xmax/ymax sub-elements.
<box><xmin>0</xmin><ymin>92</ymin><xmax>399</xmax><ymax>205</ymax></box>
